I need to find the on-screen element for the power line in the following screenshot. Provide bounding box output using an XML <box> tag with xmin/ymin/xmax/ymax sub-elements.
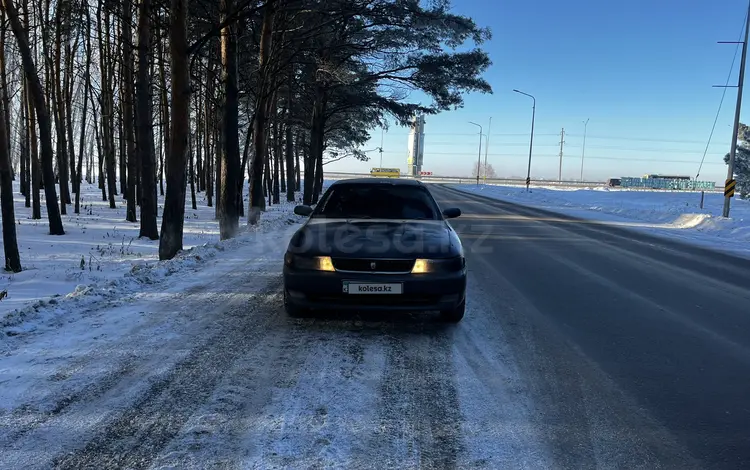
<box><xmin>373</xmin><ymin>150</ymin><xmax>727</xmax><ymax>164</ymax></box>
<box><xmin>377</xmin><ymin>145</ymin><xmax>728</xmax><ymax>155</ymax></box>
<box><xmin>696</xmin><ymin>11</ymin><xmax>747</xmax><ymax>178</ymax></box>
<box><xmin>394</xmin><ymin>133</ymin><xmax>730</xmax><ymax>147</ymax></box>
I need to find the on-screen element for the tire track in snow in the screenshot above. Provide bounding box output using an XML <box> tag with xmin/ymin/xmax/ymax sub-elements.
<box><xmin>0</xmin><ymin>288</ymin><xmax>251</xmax><ymax>469</ymax></box>
<box><xmin>51</xmin><ymin>280</ymin><xmax>283</xmax><ymax>470</ymax></box>
<box><xmin>146</xmin><ymin>314</ymin><xmax>313</xmax><ymax>470</ymax></box>
<box><xmin>368</xmin><ymin>322</ymin><xmax>465</xmax><ymax>469</ymax></box>
<box><xmin>238</xmin><ymin>319</ymin><xmax>388</xmax><ymax>469</ymax></box>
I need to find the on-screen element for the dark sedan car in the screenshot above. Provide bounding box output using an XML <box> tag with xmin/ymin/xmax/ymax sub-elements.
<box><xmin>283</xmin><ymin>178</ymin><xmax>467</xmax><ymax>322</ymax></box>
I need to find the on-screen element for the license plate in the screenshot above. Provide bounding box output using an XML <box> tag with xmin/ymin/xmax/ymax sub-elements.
<box><xmin>343</xmin><ymin>282</ymin><xmax>403</xmax><ymax>294</ymax></box>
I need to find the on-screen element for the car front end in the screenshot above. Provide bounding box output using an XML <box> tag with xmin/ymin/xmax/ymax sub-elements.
<box><xmin>283</xmin><ymin>253</ymin><xmax>467</xmax><ymax>314</ymax></box>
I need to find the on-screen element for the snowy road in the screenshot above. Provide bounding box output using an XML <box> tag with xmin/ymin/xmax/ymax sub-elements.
<box><xmin>2</xmin><ymin>184</ymin><xmax>750</xmax><ymax>469</ymax></box>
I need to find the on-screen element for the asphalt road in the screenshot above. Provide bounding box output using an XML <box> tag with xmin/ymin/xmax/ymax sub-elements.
<box><xmin>3</xmin><ymin>184</ymin><xmax>750</xmax><ymax>469</ymax></box>
<box><xmin>429</xmin><ymin>183</ymin><xmax>750</xmax><ymax>469</ymax></box>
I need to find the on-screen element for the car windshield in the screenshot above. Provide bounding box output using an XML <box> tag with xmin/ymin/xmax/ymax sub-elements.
<box><xmin>314</xmin><ymin>184</ymin><xmax>441</xmax><ymax>220</ymax></box>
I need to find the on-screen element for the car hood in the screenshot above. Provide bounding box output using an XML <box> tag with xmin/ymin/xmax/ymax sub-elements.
<box><xmin>288</xmin><ymin>218</ymin><xmax>461</xmax><ymax>259</ymax></box>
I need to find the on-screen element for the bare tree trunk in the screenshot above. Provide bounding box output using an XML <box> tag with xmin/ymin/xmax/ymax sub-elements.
<box><xmin>264</xmin><ymin>138</ymin><xmax>276</xmax><ymax>206</ymax></box>
<box><xmin>295</xmin><ymin>129</ymin><xmax>301</xmax><ymax>192</ymax></box>
<box><xmin>93</xmin><ymin>97</ymin><xmax>106</xmax><ymax>199</ymax></box>
<box><xmin>218</xmin><ymin>0</ymin><xmax>239</xmax><ymax>239</ymax></box>
<box><xmin>204</xmin><ymin>60</ymin><xmax>213</xmax><ymax>207</ymax></box>
<box><xmin>249</xmin><ymin>0</ymin><xmax>274</xmax><ymax>220</ymax></box>
<box><xmin>159</xmin><ymin>0</ymin><xmax>189</xmax><ymax>260</ymax></box>
<box><xmin>123</xmin><ymin>0</ymin><xmax>137</xmax><ymax>222</ymax></box>
<box><xmin>53</xmin><ymin>5</ymin><xmax>70</xmax><ymax>210</ymax></box>
<box><xmin>314</xmin><ymin>148</ymin><xmax>323</xmax><ymax>202</ymax></box>
<box><xmin>22</xmin><ymin>4</ymin><xmax>39</xmax><ymax>215</ymax></box>
<box><xmin>28</xmin><ymin>85</ymin><xmax>40</xmax><ymax>218</ymax></box>
<box><xmin>97</xmin><ymin>1</ymin><xmax>116</xmax><ymax>207</ymax></box>
<box><xmin>189</xmin><ymin>133</ymin><xmax>196</xmax><ymax>210</ymax></box>
<box><xmin>237</xmin><ymin>111</ymin><xmax>254</xmax><ymax>219</ymax></box>
<box><xmin>285</xmin><ymin>92</ymin><xmax>295</xmax><ymax>202</ymax></box>
<box><xmin>158</xmin><ymin>29</ymin><xmax>169</xmax><ymax>196</ymax></box>
<box><xmin>272</xmin><ymin>117</ymin><xmax>280</xmax><ymax>204</ymax></box>
<box><xmin>157</xmin><ymin>95</ymin><xmax>164</xmax><ymax>196</ymax></box>
<box><xmin>118</xmin><ymin>104</ymin><xmax>125</xmax><ymax>195</ymax></box>
<box><xmin>66</xmin><ymin>35</ymin><xmax>77</xmax><ymax>196</ymax></box>
<box><xmin>75</xmin><ymin>5</ymin><xmax>92</xmax><ymax>214</ymax></box>
<box><xmin>196</xmin><ymin>77</ymin><xmax>204</xmax><ymax>193</ymax></box>
<box><xmin>0</xmin><ymin>13</ymin><xmax>21</xmax><ymax>271</ymax></box>
<box><xmin>19</xmin><ymin>78</ymin><xmax>29</xmax><ymax>203</ymax></box>
<box><xmin>304</xmin><ymin>85</ymin><xmax>326</xmax><ymax>205</ymax></box>
<box><xmin>279</xmin><ymin>119</ymin><xmax>285</xmax><ymax>194</ymax></box>
<box><xmin>0</xmin><ymin>10</ymin><xmax>10</xmax><ymax>159</ymax></box>
<box><xmin>214</xmin><ymin>114</ymin><xmax>221</xmax><ymax>219</ymax></box>
<box><xmin>136</xmin><ymin>0</ymin><xmax>158</xmax><ymax>239</ymax></box>
<box><xmin>4</xmin><ymin>0</ymin><xmax>64</xmax><ymax>234</ymax></box>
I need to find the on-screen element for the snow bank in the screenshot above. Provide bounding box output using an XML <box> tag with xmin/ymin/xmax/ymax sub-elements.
<box><xmin>452</xmin><ymin>184</ymin><xmax>750</xmax><ymax>258</ymax></box>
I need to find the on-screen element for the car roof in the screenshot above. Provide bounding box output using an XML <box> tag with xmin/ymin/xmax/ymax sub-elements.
<box><xmin>329</xmin><ymin>178</ymin><xmax>424</xmax><ymax>187</ymax></box>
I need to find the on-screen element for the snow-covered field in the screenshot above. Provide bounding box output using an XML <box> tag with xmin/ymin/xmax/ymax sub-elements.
<box><xmin>452</xmin><ymin>184</ymin><xmax>750</xmax><ymax>259</ymax></box>
<box><xmin>0</xmin><ymin>181</ymin><xmax>300</xmax><ymax>319</ymax></box>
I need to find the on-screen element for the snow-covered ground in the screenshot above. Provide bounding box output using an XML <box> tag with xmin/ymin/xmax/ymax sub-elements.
<box><xmin>452</xmin><ymin>184</ymin><xmax>750</xmax><ymax>259</ymax></box>
<box><xmin>0</xmin><ymin>183</ymin><xmax>304</xmax><ymax>466</ymax></box>
<box><xmin>0</xmin><ymin>181</ymin><xmax>299</xmax><ymax>318</ymax></box>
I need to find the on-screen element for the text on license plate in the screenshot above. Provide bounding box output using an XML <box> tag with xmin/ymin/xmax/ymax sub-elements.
<box><xmin>343</xmin><ymin>282</ymin><xmax>403</xmax><ymax>294</ymax></box>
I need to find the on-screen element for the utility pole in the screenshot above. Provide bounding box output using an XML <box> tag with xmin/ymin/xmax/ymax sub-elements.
<box><xmin>580</xmin><ymin>118</ymin><xmax>589</xmax><ymax>181</ymax></box>
<box><xmin>469</xmin><ymin>121</ymin><xmax>483</xmax><ymax>185</ymax></box>
<box><xmin>558</xmin><ymin>128</ymin><xmax>565</xmax><ymax>181</ymax></box>
<box><xmin>722</xmin><ymin>0</ymin><xmax>750</xmax><ymax>218</ymax></box>
<box><xmin>484</xmin><ymin>117</ymin><xmax>492</xmax><ymax>183</ymax></box>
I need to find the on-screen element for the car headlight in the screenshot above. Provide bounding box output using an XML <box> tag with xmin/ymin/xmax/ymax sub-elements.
<box><xmin>411</xmin><ymin>256</ymin><xmax>465</xmax><ymax>274</ymax></box>
<box><xmin>285</xmin><ymin>253</ymin><xmax>335</xmax><ymax>272</ymax></box>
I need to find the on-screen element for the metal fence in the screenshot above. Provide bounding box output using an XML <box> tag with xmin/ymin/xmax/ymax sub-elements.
<box><xmin>322</xmin><ymin>172</ymin><xmax>723</xmax><ymax>192</ymax></box>
<box><xmin>323</xmin><ymin>172</ymin><xmax>604</xmax><ymax>188</ymax></box>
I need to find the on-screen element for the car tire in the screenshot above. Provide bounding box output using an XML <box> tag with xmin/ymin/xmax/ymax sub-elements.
<box><xmin>439</xmin><ymin>300</ymin><xmax>465</xmax><ymax>323</ymax></box>
<box><xmin>283</xmin><ymin>289</ymin><xmax>308</xmax><ymax>318</ymax></box>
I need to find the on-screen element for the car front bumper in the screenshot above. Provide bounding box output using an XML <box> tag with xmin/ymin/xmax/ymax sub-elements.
<box><xmin>283</xmin><ymin>267</ymin><xmax>467</xmax><ymax>312</ymax></box>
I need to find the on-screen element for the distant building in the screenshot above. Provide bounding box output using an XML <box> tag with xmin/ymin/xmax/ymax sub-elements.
<box><xmin>619</xmin><ymin>175</ymin><xmax>715</xmax><ymax>190</ymax></box>
<box><xmin>407</xmin><ymin>115</ymin><xmax>425</xmax><ymax>177</ymax></box>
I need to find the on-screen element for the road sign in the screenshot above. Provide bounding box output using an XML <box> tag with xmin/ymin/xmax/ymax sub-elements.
<box><xmin>725</xmin><ymin>179</ymin><xmax>737</xmax><ymax>197</ymax></box>
<box><xmin>419</xmin><ymin>171</ymin><xmax>433</xmax><ymax>176</ymax></box>
<box><xmin>526</xmin><ymin>177</ymin><xmax>531</xmax><ymax>186</ymax></box>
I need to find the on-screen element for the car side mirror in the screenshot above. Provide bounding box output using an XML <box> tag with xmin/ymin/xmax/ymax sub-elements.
<box><xmin>294</xmin><ymin>205</ymin><xmax>313</xmax><ymax>216</ymax></box>
<box><xmin>442</xmin><ymin>207</ymin><xmax>461</xmax><ymax>219</ymax></box>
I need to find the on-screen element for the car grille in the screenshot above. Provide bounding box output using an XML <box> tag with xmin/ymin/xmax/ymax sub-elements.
<box><xmin>332</xmin><ymin>258</ymin><xmax>415</xmax><ymax>273</ymax></box>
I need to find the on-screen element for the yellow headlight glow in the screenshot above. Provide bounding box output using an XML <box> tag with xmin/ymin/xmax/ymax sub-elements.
<box><xmin>317</xmin><ymin>256</ymin><xmax>335</xmax><ymax>272</ymax></box>
<box><xmin>411</xmin><ymin>259</ymin><xmax>430</xmax><ymax>274</ymax></box>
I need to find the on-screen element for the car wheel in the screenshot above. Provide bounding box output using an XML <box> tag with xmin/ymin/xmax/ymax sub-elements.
<box><xmin>283</xmin><ymin>289</ymin><xmax>308</xmax><ymax>318</ymax></box>
<box><xmin>439</xmin><ymin>300</ymin><xmax>465</xmax><ymax>323</ymax></box>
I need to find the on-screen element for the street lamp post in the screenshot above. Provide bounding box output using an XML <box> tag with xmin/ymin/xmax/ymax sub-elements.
<box><xmin>580</xmin><ymin>118</ymin><xmax>589</xmax><ymax>181</ymax></box>
<box><xmin>513</xmin><ymin>89</ymin><xmax>535</xmax><ymax>191</ymax></box>
<box><xmin>469</xmin><ymin>121</ymin><xmax>483</xmax><ymax>185</ymax></box>
<box><xmin>484</xmin><ymin>117</ymin><xmax>492</xmax><ymax>184</ymax></box>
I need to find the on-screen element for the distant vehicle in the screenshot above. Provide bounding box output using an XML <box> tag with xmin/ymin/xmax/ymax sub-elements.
<box><xmin>370</xmin><ymin>167</ymin><xmax>401</xmax><ymax>178</ymax></box>
<box><xmin>607</xmin><ymin>178</ymin><xmax>622</xmax><ymax>187</ymax></box>
<box><xmin>283</xmin><ymin>178</ymin><xmax>467</xmax><ymax>322</ymax></box>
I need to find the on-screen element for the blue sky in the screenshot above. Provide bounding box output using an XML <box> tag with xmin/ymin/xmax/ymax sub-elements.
<box><xmin>327</xmin><ymin>0</ymin><xmax>750</xmax><ymax>184</ymax></box>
